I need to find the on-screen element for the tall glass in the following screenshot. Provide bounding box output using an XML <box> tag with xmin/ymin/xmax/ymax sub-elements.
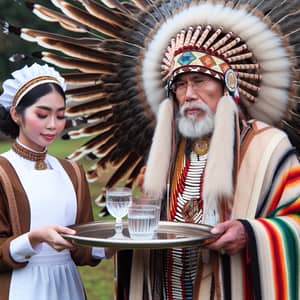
<box><xmin>132</xmin><ymin>194</ymin><xmax>161</xmax><ymax>232</ymax></box>
<box><xmin>106</xmin><ymin>187</ymin><xmax>132</xmax><ymax>237</ymax></box>
<box><xmin>128</xmin><ymin>204</ymin><xmax>157</xmax><ymax>240</ymax></box>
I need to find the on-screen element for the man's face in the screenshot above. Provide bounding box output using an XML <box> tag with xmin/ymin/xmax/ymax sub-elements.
<box><xmin>173</xmin><ymin>72</ymin><xmax>223</xmax><ymax>115</ymax></box>
<box><xmin>172</xmin><ymin>72</ymin><xmax>223</xmax><ymax>138</ymax></box>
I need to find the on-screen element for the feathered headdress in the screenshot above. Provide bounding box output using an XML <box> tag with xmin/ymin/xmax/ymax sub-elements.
<box><xmin>2</xmin><ymin>0</ymin><xmax>299</xmax><ymax>209</ymax></box>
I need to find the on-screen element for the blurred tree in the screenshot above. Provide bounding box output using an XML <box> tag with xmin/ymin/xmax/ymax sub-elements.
<box><xmin>0</xmin><ymin>0</ymin><xmax>74</xmax><ymax>86</ymax></box>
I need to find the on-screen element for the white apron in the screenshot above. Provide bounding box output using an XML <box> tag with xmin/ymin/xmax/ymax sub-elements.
<box><xmin>3</xmin><ymin>151</ymin><xmax>85</xmax><ymax>300</ymax></box>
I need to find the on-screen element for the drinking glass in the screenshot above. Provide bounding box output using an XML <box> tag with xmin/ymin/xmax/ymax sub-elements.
<box><xmin>106</xmin><ymin>187</ymin><xmax>132</xmax><ymax>237</ymax></box>
<box><xmin>132</xmin><ymin>194</ymin><xmax>161</xmax><ymax>231</ymax></box>
<box><xmin>128</xmin><ymin>204</ymin><xmax>157</xmax><ymax>240</ymax></box>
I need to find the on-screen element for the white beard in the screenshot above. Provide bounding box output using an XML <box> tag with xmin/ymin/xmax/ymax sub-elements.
<box><xmin>177</xmin><ymin>101</ymin><xmax>215</xmax><ymax>138</ymax></box>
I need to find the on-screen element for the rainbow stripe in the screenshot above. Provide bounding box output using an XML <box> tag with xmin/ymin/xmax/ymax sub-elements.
<box><xmin>267</xmin><ymin>166</ymin><xmax>300</xmax><ymax>214</ymax></box>
<box><xmin>255</xmin><ymin>216</ymin><xmax>299</xmax><ymax>300</ymax></box>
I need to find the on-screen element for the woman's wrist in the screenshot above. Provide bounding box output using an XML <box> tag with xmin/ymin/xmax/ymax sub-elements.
<box><xmin>28</xmin><ymin>230</ymin><xmax>43</xmax><ymax>248</ymax></box>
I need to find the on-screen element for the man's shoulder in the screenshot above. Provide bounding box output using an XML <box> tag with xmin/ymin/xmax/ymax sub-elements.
<box><xmin>241</xmin><ymin>119</ymin><xmax>292</xmax><ymax>155</ymax></box>
<box><xmin>247</xmin><ymin>119</ymin><xmax>288</xmax><ymax>139</ymax></box>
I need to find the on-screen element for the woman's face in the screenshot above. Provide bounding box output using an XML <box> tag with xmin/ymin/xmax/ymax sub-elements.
<box><xmin>16</xmin><ymin>90</ymin><xmax>66</xmax><ymax>151</ymax></box>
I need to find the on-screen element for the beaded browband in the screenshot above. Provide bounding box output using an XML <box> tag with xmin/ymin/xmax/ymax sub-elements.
<box><xmin>13</xmin><ymin>76</ymin><xmax>60</xmax><ymax>107</ymax></box>
<box><xmin>161</xmin><ymin>25</ymin><xmax>261</xmax><ymax>103</ymax></box>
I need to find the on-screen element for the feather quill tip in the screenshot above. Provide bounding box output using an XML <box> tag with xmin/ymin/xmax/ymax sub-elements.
<box><xmin>94</xmin><ymin>193</ymin><xmax>106</xmax><ymax>207</ymax></box>
<box><xmin>9</xmin><ymin>53</ymin><xmax>28</xmax><ymax>62</ymax></box>
<box><xmin>98</xmin><ymin>208</ymin><xmax>109</xmax><ymax>218</ymax></box>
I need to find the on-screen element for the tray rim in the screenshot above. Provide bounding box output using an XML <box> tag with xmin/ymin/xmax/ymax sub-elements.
<box><xmin>61</xmin><ymin>220</ymin><xmax>218</xmax><ymax>249</ymax></box>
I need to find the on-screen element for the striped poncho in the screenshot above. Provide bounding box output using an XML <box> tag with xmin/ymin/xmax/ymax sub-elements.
<box><xmin>119</xmin><ymin>121</ymin><xmax>300</xmax><ymax>300</ymax></box>
<box><xmin>193</xmin><ymin>121</ymin><xmax>300</xmax><ymax>300</ymax></box>
<box><xmin>237</xmin><ymin>162</ymin><xmax>300</xmax><ymax>300</ymax></box>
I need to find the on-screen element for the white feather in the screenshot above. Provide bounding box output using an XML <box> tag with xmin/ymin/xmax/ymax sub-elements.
<box><xmin>143</xmin><ymin>99</ymin><xmax>174</xmax><ymax>198</ymax></box>
<box><xmin>142</xmin><ymin>2</ymin><xmax>289</xmax><ymax>122</ymax></box>
<box><xmin>261</xmin><ymin>72</ymin><xmax>291</xmax><ymax>88</ymax></box>
<box><xmin>260</xmin><ymin>58</ymin><xmax>291</xmax><ymax>72</ymax></box>
<box><xmin>203</xmin><ymin>95</ymin><xmax>238</xmax><ymax>225</ymax></box>
<box><xmin>249</xmin><ymin>87</ymin><xmax>288</xmax><ymax>123</ymax></box>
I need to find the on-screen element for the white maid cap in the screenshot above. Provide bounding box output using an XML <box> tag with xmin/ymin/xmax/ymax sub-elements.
<box><xmin>0</xmin><ymin>63</ymin><xmax>66</xmax><ymax>110</ymax></box>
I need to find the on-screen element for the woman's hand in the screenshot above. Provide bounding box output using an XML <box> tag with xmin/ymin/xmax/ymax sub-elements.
<box><xmin>205</xmin><ymin>220</ymin><xmax>247</xmax><ymax>255</ymax></box>
<box><xmin>28</xmin><ymin>225</ymin><xmax>76</xmax><ymax>251</ymax></box>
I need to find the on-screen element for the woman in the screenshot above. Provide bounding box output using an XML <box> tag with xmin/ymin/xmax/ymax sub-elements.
<box><xmin>0</xmin><ymin>63</ymin><xmax>109</xmax><ymax>300</ymax></box>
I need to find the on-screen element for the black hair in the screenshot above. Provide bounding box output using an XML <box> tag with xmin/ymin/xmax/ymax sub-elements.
<box><xmin>0</xmin><ymin>82</ymin><xmax>65</xmax><ymax>139</ymax></box>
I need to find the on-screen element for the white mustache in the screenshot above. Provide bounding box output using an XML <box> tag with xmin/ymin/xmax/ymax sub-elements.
<box><xmin>180</xmin><ymin>101</ymin><xmax>210</xmax><ymax>116</ymax></box>
<box><xmin>177</xmin><ymin>101</ymin><xmax>215</xmax><ymax>138</ymax></box>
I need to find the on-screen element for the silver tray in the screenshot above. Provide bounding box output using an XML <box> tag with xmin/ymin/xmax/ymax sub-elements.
<box><xmin>61</xmin><ymin>221</ymin><xmax>219</xmax><ymax>249</ymax></box>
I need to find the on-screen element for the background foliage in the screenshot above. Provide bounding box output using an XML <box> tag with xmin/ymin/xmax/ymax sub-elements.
<box><xmin>0</xmin><ymin>0</ymin><xmax>78</xmax><ymax>84</ymax></box>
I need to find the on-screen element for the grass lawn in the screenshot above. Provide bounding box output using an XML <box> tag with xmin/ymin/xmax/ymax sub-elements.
<box><xmin>0</xmin><ymin>137</ymin><xmax>115</xmax><ymax>300</ymax></box>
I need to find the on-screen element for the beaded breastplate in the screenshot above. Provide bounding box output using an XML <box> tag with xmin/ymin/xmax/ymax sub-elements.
<box><xmin>169</xmin><ymin>138</ymin><xmax>208</xmax><ymax>223</ymax></box>
<box><xmin>172</xmin><ymin>151</ymin><xmax>207</xmax><ymax>223</ymax></box>
<box><xmin>164</xmin><ymin>139</ymin><xmax>208</xmax><ymax>300</ymax></box>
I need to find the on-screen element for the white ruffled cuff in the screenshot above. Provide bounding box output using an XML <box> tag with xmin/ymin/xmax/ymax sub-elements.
<box><xmin>9</xmin><ymin>233</ymin><xmax>41</xmax><ymax>263</ymax></box>
<box><xmin>91</xmin><ymin>247</ymin><xmax>106</xmax><ymax>259</ymax></box>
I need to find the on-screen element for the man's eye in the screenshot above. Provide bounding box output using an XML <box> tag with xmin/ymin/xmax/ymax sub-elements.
<box><xmin>176</xmin><ymin>82</ymin><xmax>186</xmax><ymax>88</ymax></box>
<box><xmin>193</xmin><ymin>78</ymin><xmax>205</xmax><ymax>84</ymax></box>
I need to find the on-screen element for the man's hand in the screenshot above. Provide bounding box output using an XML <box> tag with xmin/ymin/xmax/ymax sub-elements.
<box><xmin>206</xmin><ymin>220</ymin><xmax>247</xmax><ymax>255</ymax></box>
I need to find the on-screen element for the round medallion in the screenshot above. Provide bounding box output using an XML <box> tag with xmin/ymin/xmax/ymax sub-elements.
<box><xmin>224</xmin><ymin>68</ymin><xmax>238</xmax><ymax>94</ymax></box>
<box><xmin>193</xmin><ymin>139</ymin><xmax>209</xmax><ymax>155</ymax></box>
<box><xmin>35</xmin><ymin>160</ymin><xmax>47</xmax><ymax>170</ymax></box>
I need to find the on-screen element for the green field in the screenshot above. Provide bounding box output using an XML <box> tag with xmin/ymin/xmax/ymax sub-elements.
<box><xmin>0</xmin><ymin>138</ymin><xmax>115</xmax><ymax>300</ymax></box>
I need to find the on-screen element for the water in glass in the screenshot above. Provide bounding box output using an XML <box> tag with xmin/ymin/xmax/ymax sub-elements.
<box><xmin>106</xmin><ymin>187</ymin><xmax>132</xmax><ymax>235</ymax></box>
<box><xmin>132</xmin><ymin>194</ymin><xmax>161</xmax><ymax>230</ymax></box>
<box><xmin>128</xmin><ymin>205</ymin><xmax>157</xmax><ymax>240</ymax></box>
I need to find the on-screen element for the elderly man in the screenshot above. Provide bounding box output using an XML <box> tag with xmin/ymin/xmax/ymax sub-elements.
<box><xmin>129</xmin><ymin>23</ymin><xmax>300</xmax><ymax>299</ymax></box>
<box><xmin>169</xmin><ymin>71</ymin><xmax>247</xmax><ymax>255</ymax></box>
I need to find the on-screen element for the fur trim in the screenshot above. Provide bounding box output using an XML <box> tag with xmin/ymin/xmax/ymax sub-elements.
<box><xmin>203</xmin><ymin>95</ymin><xmax>238</xmax><ymax>225</ymax></box>
<box><xmin>143</xmin><ymin>98</ymin><xmax>174</xmax><ymax>198</ymax></box>
<box><xmin>142</xmin><ymin>3</ymin><xmax>290</xmax><ymax>123</ymax></box>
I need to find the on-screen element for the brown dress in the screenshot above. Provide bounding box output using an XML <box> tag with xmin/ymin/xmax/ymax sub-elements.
<box><xmin>0</xmin><ymin>156</ymin><xmax>100</xmax><ymax>300</ymax></box>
